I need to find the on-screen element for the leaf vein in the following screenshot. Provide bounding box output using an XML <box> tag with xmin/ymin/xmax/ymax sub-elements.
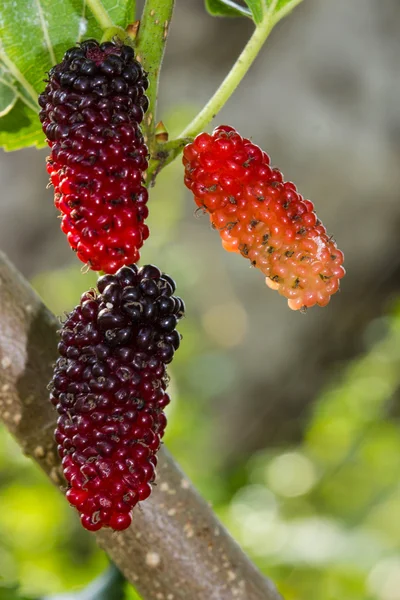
<box><xmin>33</xmin><ymin>0</ymin><xmax>57</xmax><ymax>66</ymax></box>
<box><xmin>0</xmin><ymin>42</ymin><xmax>39</xmax><ymax>107</ymax></box>
<box><xmin>0</xmin><ymin>75</ymin><xmax>37</xmax><ymax>113</ymax></box>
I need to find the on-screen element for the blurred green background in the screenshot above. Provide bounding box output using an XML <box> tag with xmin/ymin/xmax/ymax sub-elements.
<box><xmin>2</xmin><ymin>1</ymin><xmax>400</xmax><ymax>599</ymax></box>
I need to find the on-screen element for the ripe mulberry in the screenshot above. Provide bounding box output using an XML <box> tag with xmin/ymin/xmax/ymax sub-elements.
<box><xmin>49</xmin><ymin>264</ymin><xmax>185</xmax><ymax>531</ymax></box>
<box><xmin>39</xmin><ymin>39</ymin><xmax>150</xmax><ymax>274</ymax></box>
<box><xmin>183</xmin><ymin>126</ymin><xmax>345</xmax><ymax>310</ymax></box>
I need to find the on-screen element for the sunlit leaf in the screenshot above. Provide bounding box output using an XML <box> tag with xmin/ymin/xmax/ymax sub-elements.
<box><xmin>205</xmin><ymin>0</ymin><xmax>252</xmax><ymax>18</ymax></box>
<box><xmin>0</xmin><ymin>100</ymin><xmax>45</xmax><ymax>151</ymax></box>
<box><xmin>0</xmin><ymin>65</ymin><xmax>17</xmax><ymax>116</ymax></box>
<box><xmin>0</xmin><ymin>583</ymin><xmax>34</xmax><ymax>600</ymax></box>
<box><xmin>245</xmin><ymin>0</ymin><xmax>264</xmax><ymax>23</ymax></box>
<box><xmin>267</xmin><ymin>0</ymin><xmax>303</xmax><ymax>21</ymax></box>
<box><xmin>205</xmin><ymin>0</ymin><xmax>303</xmax><ymax>25</ymax></box>
<box><xmin>272</xmin><ymin>0</ymin><xmax>299</xmax><ymax>11</ymax></box>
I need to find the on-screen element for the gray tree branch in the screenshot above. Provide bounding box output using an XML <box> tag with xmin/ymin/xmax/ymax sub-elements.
<box><xmin>0</xmin><ymin>251</ymin><xmax>281</xmax><ymax>600</ymax></box>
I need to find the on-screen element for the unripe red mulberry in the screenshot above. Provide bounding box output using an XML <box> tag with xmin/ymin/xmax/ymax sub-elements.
<box><xmin>49</xmin><ymin>264</ymin><xmax>185</xmax><ymax>531</ymax></box>
<box><xmin>39</xmin><ymin>39</ymin><xmax>150</xmax><ymax>274</ymax></box>
<box><xmin>183</xmin><ymin>126</ymin><xmax>345</xmax><ymax>310</ymax></box>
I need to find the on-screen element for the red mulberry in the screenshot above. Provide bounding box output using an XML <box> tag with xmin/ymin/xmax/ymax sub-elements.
<box><xmin>183</xmin><ymin>126</ymin><xmax>345</xmax><ymax>310</ymax></box>
<box><xmin>39</xmin><ymin>39</ymin><xmax>150</xmax><ymax>274</ymax></box>
<box><xmin>49</xmin><ymin>264</ymin><xmax>185</xmax><ymax>531</ymax></box>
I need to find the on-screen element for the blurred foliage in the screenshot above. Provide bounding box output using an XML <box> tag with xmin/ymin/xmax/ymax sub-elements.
<box><xmin>41</xmin><ymin>564</ymin><xmax>127</xmax><ymax>600</ymax></box>
<box><xmin>2</xmin><ymin>108</ymin><xmax>400</xmax><ymax>600</ymax></box>
<box><xmin>0</xmin><ymin>565</ymin><xmax>128</xmax><ymax>600</ymax></box>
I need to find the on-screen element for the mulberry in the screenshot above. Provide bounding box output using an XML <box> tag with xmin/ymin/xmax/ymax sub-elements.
<box><xmin>183</xmin><ymin>126</ymin><xmax>345</xmax><ymax>310</ymax></box>
<box><xmin>49</xmin><ymin>264</ymin><xmax>185</xmax><ymax>531</ymax></box>
<box><xmin>39</xmin><ymin>39</ymin><xmax>150</xmax><ymax>274</ymax></box>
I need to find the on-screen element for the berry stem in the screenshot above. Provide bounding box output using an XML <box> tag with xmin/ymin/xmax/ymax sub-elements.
<box><xmin>178</xmin><ymin>11</ymin><xmax>275</xmax><ymax>140</ymax></box>
<box><xmin>100</xmin><ymin>26</ymin><xmax>131</xmax><ymax>45</ymax></box>
<box><xmin>86</xmin><ymin>0</ymin><xmax>115</xmax><ymax>30</ymax></box>
<box><xmin>146</xmin><ymin>0</ymin><xmax>304</xmax><ymax>185</ymax></box>
<box><xmin>146</xmin><ymin>137</ymin><xmax>192</xmax><ymax>187</ymax></box>
<box><xmin>136</xmin><ymin>0</ymin><xmax>175</xmax><ymax>150</ymax></box>
<box><xmin>273</xmin><ymin>0</ymin><xmax>305</xmax><ymax>24</ymax></box>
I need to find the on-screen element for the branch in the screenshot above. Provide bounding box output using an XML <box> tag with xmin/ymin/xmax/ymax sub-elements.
<box><xmin>0</xmin><ymin>251</ymin><xmax>282</xmax><ymax>600</ymax></box>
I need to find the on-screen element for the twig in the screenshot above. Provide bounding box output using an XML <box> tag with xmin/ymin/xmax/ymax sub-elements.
<box><xmin>0</xmin><ymin>251</ymin><xmax>282</xmax><ymax>600</ymax></box>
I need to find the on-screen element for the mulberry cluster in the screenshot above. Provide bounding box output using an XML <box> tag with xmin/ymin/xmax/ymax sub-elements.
<box><xmin>183</xmin><ymin>126</ymin><xmax>345</xmax><ymax>310</ymax></box>
<box><xmin>39</xmin><ymin>39</ymin><xmax>150</xmax><ymax>274</ymax></box>
<box><xmin>49</xmin><ymin>264</ymin><xmax>185</xmax><ymax>531</ymax></box>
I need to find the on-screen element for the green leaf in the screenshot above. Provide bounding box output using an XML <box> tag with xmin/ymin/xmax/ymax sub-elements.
<box><xmin>0</xmin><ymin>100</ymin><xmax>45</xmax><ymax>151</ymax></box>
<box><xmin>0</xmin><ymin>84</ymin><xmax>16</xmax><ymax>117</ymax></box>
<box><xmin>205</xmin><ymin>0</ymin><xmax>265</xmax><ymax>23</ymax></box>
<box><xmin>0</xmin><ymin>583</ymin><xmax>35</xmax><ymax>600</ymax></box>
<box><xmin>41</xmin><ymin>565</ymin><xmax>126</xmax><ymax>600</ymax></box>
<box><xmin>271</xmin><ymin>0</ymin><xmax>296</xmax><ymax>11</ymax></box>
<box><xmin>0</xmin><ymin>0</ymin><xmax>135</xmax><ymax>150</ymax></box>
<box><xmin>266</xmin><ymin>0</ymin><xmax>304</xmax><ymax>22</ymax></box>
<box><xmin>0</xmin><ymin>66</ymin><xmax>17</xmax><ymax>117</ymax></box>
<box><xmin>244</xmin><ymin>0</ymin><xmax>264</xmax><ymax>23</ymax></box>
<box><xmin>205</xmin><ymin>0</ymin><xmax>252</xmax><ymax>18</ymax></box>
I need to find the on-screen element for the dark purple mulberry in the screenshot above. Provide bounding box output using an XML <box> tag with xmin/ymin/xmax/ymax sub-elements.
<box><xmin>49</xmin><ymin>264</ymin><xmax>185</xmax><ymax>531</ymax></box>
<box><xmin>39</xmin><ymin>39</ymin><xmax>150</xmax><ymax>274</ymax></box>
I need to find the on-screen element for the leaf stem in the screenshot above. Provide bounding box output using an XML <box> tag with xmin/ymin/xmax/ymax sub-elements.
<box><xmin>100</xmin><ymin>26</ymin><xmax>130</xmax><ymax>45</ymax></box>
<box><xmin>265</xmin><ymin>0</ymin><xmax>280</xmax><ymax>17</ymax></box>
<box><xmin>136</xmin><ymin>0</ymin><xmax>175</xmax><ymax>148</ymax></box>
<box><xmin>86</xmin><ymin>0</ymin><xmax>115</xmax><ymax>30</ymax></box>
<box><xmin>272</xmin><ymin>0</ymin><xmax>305</xmax><ymax>25</ymax></box>
<box><xmin>178</xmin><ymin>16</ymin><xmax>275</xmax><ymax>139</ymax></box>
<box><xmin>146</xmin><ymin>136</ymin><xmax>192</xmax><ymax>186</ymax></box>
